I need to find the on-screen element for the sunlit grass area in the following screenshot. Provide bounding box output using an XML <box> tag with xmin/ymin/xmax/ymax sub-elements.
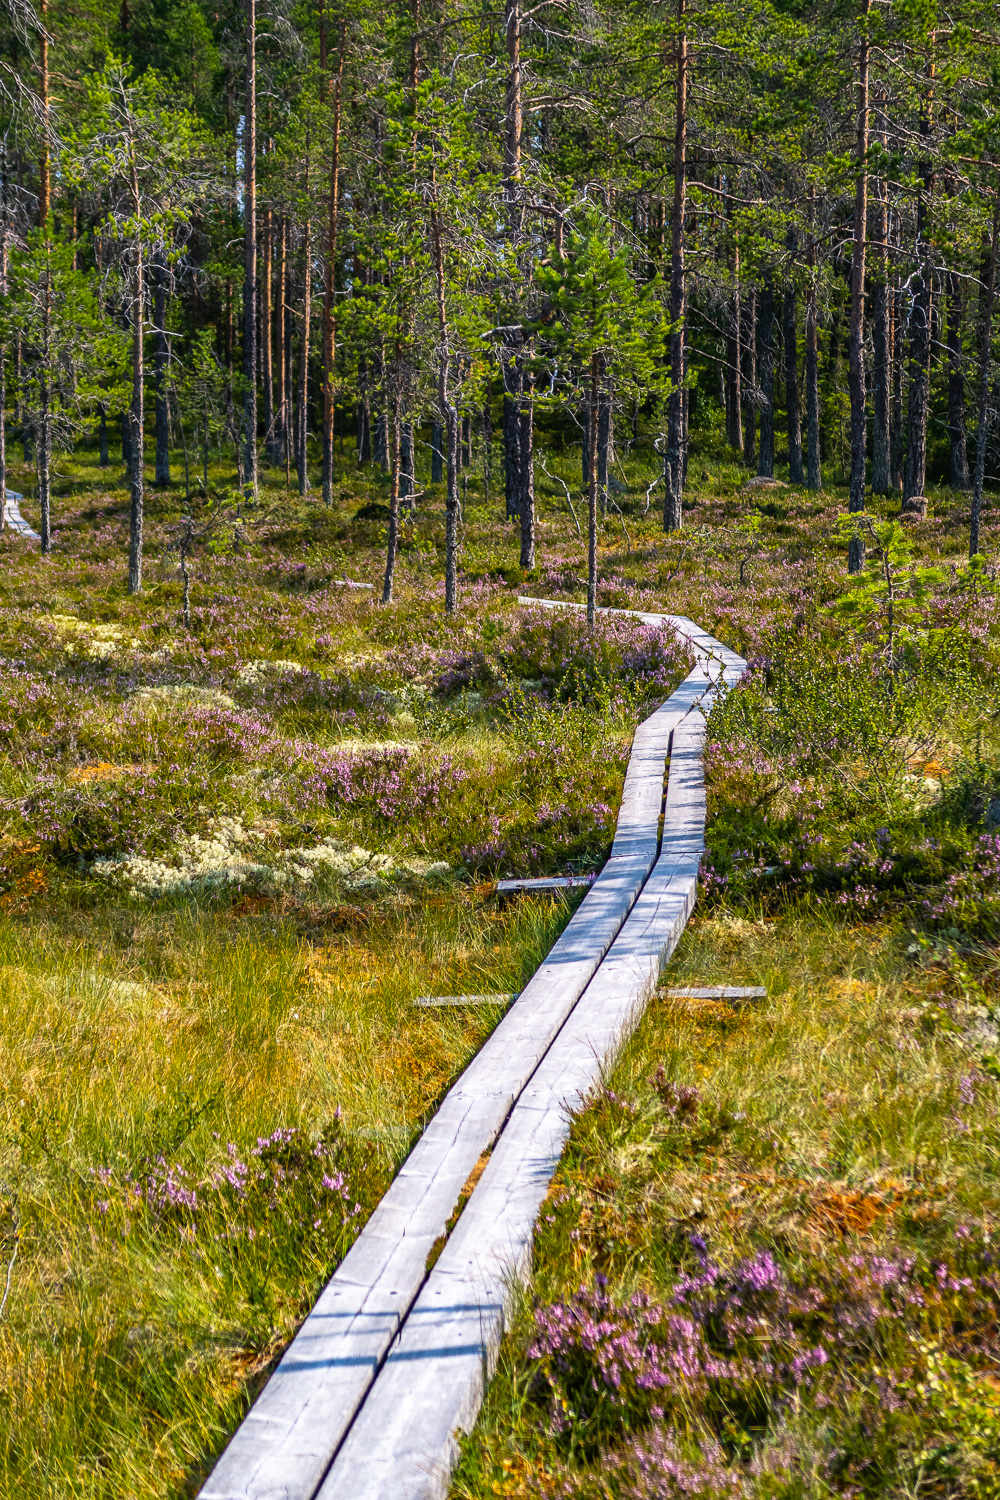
<box><xmin>453</xmin><ymin>913</ymin><xmax>1000</xmax><ymax>1498</ymax></box>
<box><xmin>1</xmin><ymin>431</ymin><xmax>998</xmax><ymax>1496</ymax></box>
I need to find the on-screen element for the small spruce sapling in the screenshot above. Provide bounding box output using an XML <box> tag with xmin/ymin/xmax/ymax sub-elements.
<box><xmin>833</xmin><ymin>514</ymin><xmax>947</xmax><ymax>668</ymax></box>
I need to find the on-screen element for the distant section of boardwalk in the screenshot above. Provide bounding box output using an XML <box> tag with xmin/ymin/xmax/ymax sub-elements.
<box><xmin>3</xmin><ymin>491</ymin><xmax>40</xmax><ymax>541</ymax></box>
<box><xmin>199</xmin><ymin>601</ymin><xmax>747</xmax><ymax>1500</ymax></box>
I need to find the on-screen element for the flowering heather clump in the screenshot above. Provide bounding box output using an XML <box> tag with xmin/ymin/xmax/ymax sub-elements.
<box><xmin>649</xmin><ymin>1070</ymin><xmax>700</xmax><ymax>1122</ymax></box>
<box><xmin>606</xmin><ymin>1428</ymin><xmax>744</xmax><ymax>1499</ymax></box>
<box><xmin>92</xmin><ymin>1122</ymin><xmax>362</xmax><ymax>1256</ymax></box>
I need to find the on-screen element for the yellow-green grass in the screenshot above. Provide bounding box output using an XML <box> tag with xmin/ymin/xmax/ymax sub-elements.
<box><xmin>451</xmin><ymin>908</ymin><xmax>1000</xmax><ymax>1497</ymax></box>
<box><xmin>0</xmin><ymin>887</ymin><xmax>579</xmax><ymax>1498</ymax></box>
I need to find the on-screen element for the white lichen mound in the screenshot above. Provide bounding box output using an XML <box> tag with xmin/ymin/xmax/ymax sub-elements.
<box><xmin>90</xmin><ymin>817</ymin><xmax>448</xmax><ymax>898</ymax></box>
<box><xmin>49</xmin><ymin>614</ymin><xmax>138</xmax><ymax>659</ymax></box>
<box><xmin>236</xmin><ymin>659</ymin><xmax>305</xmax><ymax>685</ymax></box>
<box><xmin>132</xmin><ymin>684</ymin><xmax>237</xmax><ymax>710</ymax></box>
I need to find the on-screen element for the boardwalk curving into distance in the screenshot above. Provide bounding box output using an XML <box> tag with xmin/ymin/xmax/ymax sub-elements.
<box><xmin>200</xmin><ymin>601</ymin><xmax>746</xmax><ymax>1500</ymax></box>
<box><xmin>3</xmin><ymin>490</ymin><xmax>41</xmax><ymax>541</ymax></box>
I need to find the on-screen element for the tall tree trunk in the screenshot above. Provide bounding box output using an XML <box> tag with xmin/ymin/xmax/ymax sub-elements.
<box><xmin>298</xmin><ymin>198</ymin><xmax>312</xmax><ymax>495</ymax></box>
<box><xmin>902</xmin><ymin>45</ymin><xmax>935</xmax><ymax>512</ymax></box>
<box><xmin>153</xmin><ymin>252</ymin><xmax>170</xmax><ymax>485</ymax></box>
<box><xmin>947</xmin><ymin>269</ymin><xmax>970</xmax><ymax>487</ymax></box>
<box><xmin>431</xmin><ymin>419</ymin><xmax>443</xmax><ymax>482</ymax></box>
<box><xmin>871</xmin><ymin>96</ymin><xmax>892</xmax><ymax>494</ymax></box>
<box><xmin>848</xmin><ymin>0</ymin><xmax>870</xmax><ymax>571</ymax></box>
<box><xmin>275</xmin><ymin>214</ymin><xmax>287</xmax><ymax>465</ymax></box>
<box><xmin>430</xmin><ymin>205</ymin><xmax>459</xmax><ymax>612</ymax></box>
<box><xmin>38</xmin><ymin>0</ymin><xmax>50</xmax><ymax>229</ymax></box>
<box><xmin>742</xmin><ymin>285</ymin><xmax>757</xmax><ymax>466</ymax></box>
<box><xmin>663</xmin><ymin>0</ymin><xmax>687</xmax><ymax>532</ymax></box>
<box><xmin>0</xmin><ymin>148</ymin><xmax>7</xmax><ymax>525</ymax></box>
<box><xmin>757</xmin><ymin>276</ymin><xmax>775</xmax><ymax>477</ymax></box>
<box><xmin>502</xmin><ymin>0</ymin><xmax>524</xmax><ymax>523</ymax></box>
<box><xmin>382</xmin><ymin>386</ymin><xmax>401</xmax><ymax>602</ymax></box>
<box><xmin>399</xmin><ymin>419</ymin><xmax>414</xmax><ymax>513</ymax></box>
<box><xmin>726</xmin><ymin>213</ymin><xmax>743</xmax><ymax>451</ymax></box>
<box><xmin>38</xmin><ymin>242</ymin><xmax>52</xmax><ymax>551</ymax></box>
<box><xmin>128</xmin><ymin>232</ymin><xmax>144</xmax><ymax>592</ymax></box>
<box><xmin>806</xmin><ymin>239</ymin><xmax>822</xmax><ymax>490</ymax></box>
<box><xmin>242</xmin><ymin>0</ymin><xmax>257</xmax><ymax>499</ymax></box>
<box><xmin>970</xmin><ymin>182</ymin><xmax>999</xmax><ymax>558</ymax></box>
<box><xmin>519</xmin><ymin>379</ymin><xmax>534</xmax><ymax>567</ymax></box>
<box><xmin>784</xmin><ymin>239</ymin><xmax>803</xmax><ymax>482</ymax></box>
<box><xmin>261</xmin><ymin>204</ymin><xmax>273</xmax><ymax>461</ymax></box>
<box><xmin>321</xmin><ymin>18</ymin><xmax>346</xmax><ymax>505</ymax></box>
<box><xmin>587</xmin><ymin>352</ymin><xmax>600</xmax><ymax>627</ymax></box>
<box><xmin>98</xmin><ymin>407</ymin><xmax>109</xmax><ymax>466</ymax></box>
<box><xmin>891</xmin><ymin>273</ymin><xmax>904</xmax><ymax>490</ymax></box>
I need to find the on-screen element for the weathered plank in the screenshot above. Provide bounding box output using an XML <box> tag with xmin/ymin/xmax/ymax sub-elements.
<box><xmin>199</xmin><ymin>619</ymin><xmax>745</xmax><ymax>1500</ymax></box>
<box><xmin>667</xmin><ymin>986</ymin><xmax>766</xmax><ymax>1000</ymax></box>
<box><xmin>413</xmin><ymin>994</ymin><xmax>515</xmax><ymax>1008</ymax></box>
<box><xmin>495</xmin><ymin>875</ymin><xmax>593</xmax><ymax>892</ymax></box>
<box><xmin>317</xmin><ymin>707</ymin><xmax>719</xmax><ymax>1498</ymax></box>
<box><xmin>198</xmin><ymin>674</ymin><xmax>689</xmax><ymax>1500</ymax></box>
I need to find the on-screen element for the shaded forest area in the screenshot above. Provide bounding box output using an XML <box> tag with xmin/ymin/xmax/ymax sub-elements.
<box><xmin>0</xmin><ymin>0</ymin><xmax>998</xmax><ymax>604</ymax></box>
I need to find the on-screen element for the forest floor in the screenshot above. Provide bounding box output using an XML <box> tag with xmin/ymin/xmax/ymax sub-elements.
<box><xmin>0</xmin><ymin>430</ymin><xmax>998</xmax><ymax>1498</ymax></box>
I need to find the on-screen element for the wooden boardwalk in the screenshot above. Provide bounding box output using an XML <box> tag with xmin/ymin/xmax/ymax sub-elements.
<box><xmin>200</xmin><ymin>603</ymin><xmax>746</xmax><ymax>1500</ymax></box>
<box><xmin>3</xmin><ymin>491</ymin><xmax>40</xmax><ymax>541</ymax></box>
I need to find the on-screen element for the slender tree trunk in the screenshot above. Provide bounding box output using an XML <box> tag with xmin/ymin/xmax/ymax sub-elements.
<box><xmin>947</xmin><ymin>269</ymin><xmax>970</xmax><ymax>487</ymax></box>
<box><xmin>128</xmin><ymin>238</ymin><xmax>144</xmax><ymax>592</ymax></box>
<box><xmin>757</xmin><ymin>276</ymin><xmax>775</xmax><ymax>477</ymax></box>
<box><xmin>98</xmin><ymin>407</ymin><xmax>109</xmax><ymax>466</ymax></box>
<box><xmin>805</xmin><ymin>273</ymin><xmax>821</xmax><ymax>491</ymax></box>
<box><xmin>519</xmin><ymin>379</ymin><xmax>534</xmax><ymax>567</ymax></box>
<box><xmin>262</xmin><ymin>204</ymin><xmax>273</xmax><ymax>462</ymax></box>
<box><xmin>382</xmin><ymin>387</ymin><xmax>401</xmax><ymax>602</ymax></box>
<box><xmin>663</xmin><ymin>0</ymin><xmax>687</xmax><ymax>531</ymax></box>
<box><xmin>502</xmin><ymin>0</ymin><xmax>524</xmax><ymax>523</ymax></box>
<box><xmin>891</xmin><ymin>274</ymin><xmax>904</xmax><ymax>490</ymax></box>
<box><xmin>0</xmin><ymin>151</ymin><xmax>7</xmax><ymax>526</ymax></box>
<box><xmin>298</xmin><ymin>193</ymin><xmax>312</xmax><ymax>495</ymax></box>
<box><xmin>242</xmin><ymin>0</ymin><xmax>257</xmax><ymax>499</ymax></box>
<box><xmin>431</xmin><ymin>419</ymin><xmax>443</xmax><ymax>482</ymax></box>
<box><xmin>784</xmin><ymin>243</ymin><xmax>803</xmax><ymax>481</ymax></box>
<box><xmin>276</xmin><ymin>214</ymin><xmax>287</xmax><ymax>464</ymax></box>
<box><xmin>903</xmin><ymin>46</ymin><xmax>935</xmax><ymax>512</ymax></box>
<box><xmin>742</xmin><ymin>285</ymin><xmax>757</xmax><ymax>466</ymax></box>
<box><xmin>504</xmin><ymin>366</ymin><xmax>522</xmax><ymax>519</ymax></box>
<box><xmin>38</xmin><ymin>244</ymin><xmax>52</xmax><ymax>552</ymax></box>
<box><xmin>38</xmin><ymin>0</ymin><xmax>50</xmax><ymax>229</ymax></box>
<box><xmin>971</xmin><ymin>182</ymin><xmax>1000</xmax><ymax>558</ymax></box>
<box><xmin>153</xmin><ymin>252</ymin><xmax>170</xmax><ymax>485</ymax></box>
<box><xmin>399</xmin><ymin>419</ymin><xmax>414</xmax><ymax>513</ymax></box>
<box><xmin>871</xmin><ymin>98</ymin><xmax>892</xmax><ymax>495</ymax></box>
<box><xmin>430</xmin><ymin>206</ymin><xmax>459</xmax><ymax>611</ymax></box>
<box><xmin>322</xmin><ymin>18</ymin><xmax>346</xmax><ymax>505</ymax></box>
<box><xmin>587</xmin><ymin>352</ymin><xmax>600</xmax><ymax>627</ymax></box>
<box><xmin>597</xmin><ymin>382</ymin><xmax>612</xmax><ymax>519</ymax></box>
<box><xmin>848</xmin><ymin>0</ymin><xmax>870</xmax><ymax>571</ymax></box>
<box><xmin>726</xmin><ymin>213</ymin><xmax>743</xmax><ymax>451</ymax></box>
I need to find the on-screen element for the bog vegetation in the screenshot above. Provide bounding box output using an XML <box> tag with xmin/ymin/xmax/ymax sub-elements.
<box><xmin>0</xmin><ymin>0</ymin><xmax>999</xmax><ymax>1494</ymax></box>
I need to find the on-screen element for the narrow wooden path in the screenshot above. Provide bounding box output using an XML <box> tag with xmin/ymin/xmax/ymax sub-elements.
<box><xmin>3</xmin><ymin>490</ymin><xmax>40</xmax><ymax>541</ymax></box>
<box><xmin>201</xmin><ymin>602</ymin><xmax>746</xmax><ymax>1500</ymax></box>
